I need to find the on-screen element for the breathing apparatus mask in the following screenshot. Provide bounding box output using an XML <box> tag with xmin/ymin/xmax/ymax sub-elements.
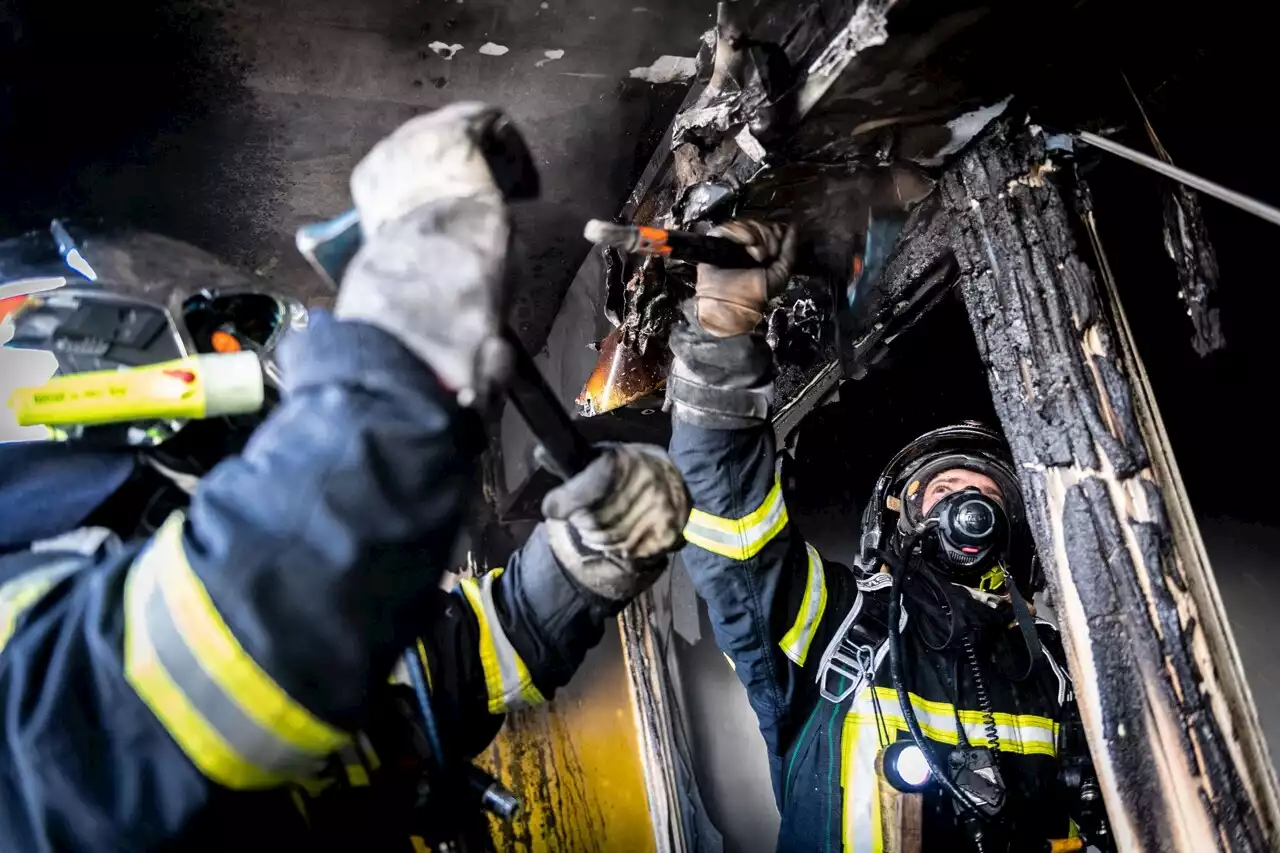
<box><xmin>855</xmin><ymin>421</ymin><xmax>1037</xmax><ymax>592</ymax></box>
<box><xmin>927</xmin><ymin>487</ymin><xmax>1009</xmax><ymax>578</ymax></box>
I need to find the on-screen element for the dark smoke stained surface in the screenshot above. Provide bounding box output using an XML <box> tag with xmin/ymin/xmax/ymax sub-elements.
<box><xmin>1</xmin><ymin>0</ymin><xmax>716</xmax><ymax>350</ymax></box>
<box><xmin>1074</xmin><ymin>8</ymin><xmax>1280</xmax><ymax>780</ymax></box>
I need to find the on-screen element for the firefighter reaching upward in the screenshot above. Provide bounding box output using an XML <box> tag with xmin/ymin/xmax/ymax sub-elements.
<box><xmin>665</xmin><ymin>220</ymin><xmax>1112</xmax><ymax>852</ymax></box>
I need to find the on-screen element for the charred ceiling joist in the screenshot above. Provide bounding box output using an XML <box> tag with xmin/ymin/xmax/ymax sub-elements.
<box><xmin>1124</xmin><ymin>82</ymin><xmax>1226</xmax><ymax>357</ymax></box>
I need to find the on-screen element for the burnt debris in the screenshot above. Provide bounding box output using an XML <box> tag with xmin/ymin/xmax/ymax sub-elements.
<box><xmin>1127</xmin><ymin>83</ymin><xmax>1225</xmax><ymax>356</ymax></box>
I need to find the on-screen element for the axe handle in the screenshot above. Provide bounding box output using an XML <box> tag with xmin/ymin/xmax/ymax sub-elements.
<box><xmin>298</xmin><ymin>212</ymin><xmax>596</xmax><ymax>478</ymax></box>
<box><xmin>503</xmin><ymin>327</ymin><xmax>598</xmax><ymax>479</ymax></box>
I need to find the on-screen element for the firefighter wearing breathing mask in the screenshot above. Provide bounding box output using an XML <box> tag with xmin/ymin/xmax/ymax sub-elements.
<box><xmin>665</xmin><ymin>220</ymin><xmax>1112</xmax><ymax>852</ymax></box>
<box><xmin>0</xmin><ymin>104</ymin><xmax>690</xmax><ymax>850</ymax></box>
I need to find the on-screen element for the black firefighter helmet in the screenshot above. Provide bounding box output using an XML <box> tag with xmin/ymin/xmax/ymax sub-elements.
<box><xmin>854</xmin><ymin>422</ymin><xmax>1041</xmax><ymax>592</ymax></box>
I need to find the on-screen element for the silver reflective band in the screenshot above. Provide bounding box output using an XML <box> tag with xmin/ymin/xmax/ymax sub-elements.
<box><xmin>780</xmin><ymin>543</ymin><xmax>828</xmax><ymax>666</ymax></box>
<box><xmin>30</xmin><ymin>526</ymin><xmax>120</xmax><ymax>556</ymax></box>
<box><xmin>0</xmin><ymin>558</ymin><xmax>81</xmax><ymax>653</ymax></box>
<box><xmin>459</xmin><ymin>569</ymin><xmax>545</xmax><ymax>714</ymax></box>
<box><xmin>683</xmin><ymin>475</ymin><xmax>789</xmax><ymax>561</ymax></box>
<box><xmin>124</xmin><ymin>513</ymin><xmax>350</xmax><ymax>789</ymax></box>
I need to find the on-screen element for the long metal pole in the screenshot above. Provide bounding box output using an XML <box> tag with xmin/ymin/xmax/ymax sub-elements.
<box><xmin>1076</xmin><ymin>131</ymin><xmax>1280</xmax><ymax>229</ymax></box>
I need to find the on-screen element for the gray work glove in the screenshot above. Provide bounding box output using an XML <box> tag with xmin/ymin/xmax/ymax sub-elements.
<box><xmin>542</xmin><ymin>444</ymin><xmax>691</xmax><ymax>601</ymax></box>
<box><xmin>694</xmin><ymin>219</ymin><xmax>797</xmax><ymax>338</ymax></box>
<box><xmin>335</xmin><ymin>102</ymin><xmax>514</xmax><ymax>406</ymax></box>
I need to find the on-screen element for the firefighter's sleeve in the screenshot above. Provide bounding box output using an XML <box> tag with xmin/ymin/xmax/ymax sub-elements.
<box><xmin>669</xmin><ymin>420</ymin><xmax>855</xmax><ymax>771</ymax></box>
<box><xmin>0</xmin><ymin>314</ymin><xmax>479</xmax><ymax>849</ymax></box>
<box><xmin>410</xmin><ymin>524</ymin><xmax>624</xmax><ymax>757</ymax></box>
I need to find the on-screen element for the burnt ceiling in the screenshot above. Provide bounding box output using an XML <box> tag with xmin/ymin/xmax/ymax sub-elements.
<box><xmin>3</xmin><ymin>0</ymin><xmax>1274</xmax><ymax>517</ymax></box>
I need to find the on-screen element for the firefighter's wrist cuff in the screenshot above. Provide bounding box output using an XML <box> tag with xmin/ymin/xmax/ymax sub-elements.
<box><xmin>664</xmin><ymin>372</ymin><xmax>772</xmax><ymax>429</ymax></box>
<box><xmin>665</xmin><ymin>303</ymin><xmax>774</xmax><ymax>429</ymax></box>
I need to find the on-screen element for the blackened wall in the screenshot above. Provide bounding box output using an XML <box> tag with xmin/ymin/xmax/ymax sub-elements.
<box><xmin>0</xmin><ymin>0</ymin><xmax>714</xmax><ymax>349</ymax></box>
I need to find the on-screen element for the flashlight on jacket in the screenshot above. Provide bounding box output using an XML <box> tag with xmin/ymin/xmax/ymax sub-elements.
<box><xmin>879</xmin><ymin>740</ymin><xmax>933</xmax><ymax>793</ymax></box>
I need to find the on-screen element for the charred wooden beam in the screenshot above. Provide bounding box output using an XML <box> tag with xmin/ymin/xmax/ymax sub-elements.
<box><xmin>1159</xmin><ymin>181</ymin><xmax>1225</xmax><ymax>356</ymax></box>
<box><xmin>945</xmin><ymin>117</ymin><xmax>1280</xmax><ymax>852</ymax></box>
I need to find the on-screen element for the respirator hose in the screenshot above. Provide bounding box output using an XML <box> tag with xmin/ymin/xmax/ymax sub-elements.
<box><xmin>963</xmin><ymin>633</ymin><xmax>1002</xmax><ymax>757</ymax></box>
<box><xmin>883</xmin><ymin>528</ymin><xmax>990</xmax><ymax>825</ymax></box>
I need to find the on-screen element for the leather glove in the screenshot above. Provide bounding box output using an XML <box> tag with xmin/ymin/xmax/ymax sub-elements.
<box><xmin>664</xmin><ymin>218</ymin><xmax>794</xmax><ymax>429</ymax></box>
<box><xmin>542</xmin><ymin>444</ymin><xmax>691</xmax><ymax>601</ymax></box>
<box><xmin>335</xmin><ymin>102</ymin><xmax>514</xmax><ymax>406</ymax></box>
<box><xmin>694</xmin><ymin>219</ymin><xmax>797</xmax><ymax>338</ymax></box>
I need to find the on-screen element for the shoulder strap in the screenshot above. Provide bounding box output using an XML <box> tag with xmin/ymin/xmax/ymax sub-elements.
<box><xmin>1005</xmin><ymin>578</ymin><xmax>1044</xmax><ymax>681</ymax></box>
<box><xmin>815</xmin><ymin>589</ymin><xmax>895</xmax><ymax>703</ymax></box>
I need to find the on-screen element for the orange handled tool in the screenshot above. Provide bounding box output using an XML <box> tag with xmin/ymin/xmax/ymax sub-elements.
<box><xmin>583</xmin><ymin>220</ymin><xmax>760</xmax><ymax>268</ymax></box>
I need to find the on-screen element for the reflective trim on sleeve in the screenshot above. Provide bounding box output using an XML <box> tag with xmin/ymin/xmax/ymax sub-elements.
<box><xmin>779</xmin><ymin>544</ymin><xmax>828</xmax><ymax>666</ymax></box>
<box><xmin>124</xmin><ymin>512</ymin><xmax>351</xmax><ymax>789</ymax></box>
<box><xmin>416</xmin><ymin>637</ymin><xmax>434</xmax><ymax>694</ymax></box>
<box><xmin>458</xmin><ymin>568</ymin><xmax>546</xmax><ymax>715</ymax></box>
<box><xmin>683</xmin><ymin>474</ymin><xmax>789</xmax><ymax>561</ymax></box>
<box><xmin>357</xmin><ymin>731</ymin><xmax>382</xmax><ymax>772</ymax></box>
<box><xmin>338</xmin><ymin>743</ymin><xmax>371</xmax><ymax>788</ymax></box>
<box><xmin>0</xmin><ymin>558</ymin><xmax>80</xmax><ymax>653</ymax></box>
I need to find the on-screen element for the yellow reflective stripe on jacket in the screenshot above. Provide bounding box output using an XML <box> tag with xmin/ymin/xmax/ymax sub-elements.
<box><xmin>857</xmin><ymin>687</ymin><xmax>1058</xmax><ymax>755</ymax></box>
<box><xmin>338</xmin><ymin>743</ymin><xmax>371</xmax><ymax>788</ymax></box>
<box><xmin>683</xmin><ymin>475</ymin><xmax>789</xmax><ymax>561</ymax></box>
<box><xmin>458</xmin><ymin>568</ymin><xmax>546</xmax><ymax>715</ymax></box>
<box><xmin>0</xmin><ymin>559</ymin><xmax>80</xmax><ymax>653</ymax></box>
<box><xmin>779</xmin><ymin>543</ymin><xmax>828</xmax><ymax>666</ymax></box>
<box><xmin>842</xmin><ymin>701</ymin><xmax>888</xmax><ymax>853</ymax></box>
<box><xmin>124</xmin><ymin>512</ymin><xmax>350</xmax><ymax>789</ymax></box>
<box><xmin>841</xmin><ymin>685</ymin><xmax>1060</xmax><ymax>851</ymax></box>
